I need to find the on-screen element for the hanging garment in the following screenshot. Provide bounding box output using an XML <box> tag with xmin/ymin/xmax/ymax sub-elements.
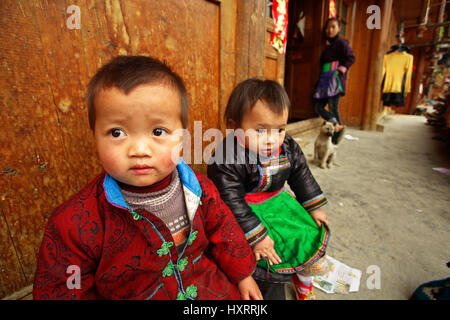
<box><xmin>382</xmin><ymin>51</ymin><xmax>414</xmax><ymax>107</ymax></box>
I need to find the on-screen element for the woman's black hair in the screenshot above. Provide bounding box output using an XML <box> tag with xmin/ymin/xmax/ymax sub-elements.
<box><xmin>224</xmin><ymin>78</ymin><xmax>291</xmax><ymax>127</ymax></box>
<box><xmin>323</xmin><ymin>17</ymin><xmax>342</xmax><ymax>38</ymax></box>
<box><xmin>325</xmin><ymin>17</ymin><xmax>341</xmax><ymax>28</ymax></box>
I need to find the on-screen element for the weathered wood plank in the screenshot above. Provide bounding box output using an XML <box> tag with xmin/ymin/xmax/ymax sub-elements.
<box><xmin>219</xmin><ymin>0</ymin><xmax>237</xmax><ymax>132</ymax></box>
<box><xmin>0</xmin><ymin>207</ymin><xmax>27</xmax><ymax>298</ymax></box>
<box><xmin>0</xmin><ymin>0</ymin><xmax>81</xmax><ymax>296</ymax></box>
<box><xmin>2</xmin><ymin>284</ymin><xmax>32</xmax><ymax>300</ymax></box>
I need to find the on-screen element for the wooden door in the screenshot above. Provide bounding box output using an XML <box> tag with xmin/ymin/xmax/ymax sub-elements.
<box><xmin>335</xmin><ymin>0</ymin><xmax>354</xmax><ymax>40</ymax></box>
<box><xmin>0</xmin><ymin>0</ymin><xmax>230</xmax><ymax>298</ymax></box>
<box><xmin>284</xmin><ymin>0</ymin><xmax>327</xmax><ymax>120</ymax></box>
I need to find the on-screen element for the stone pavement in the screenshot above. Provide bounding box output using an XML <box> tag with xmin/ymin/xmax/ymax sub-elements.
<box><xmin>284</xmin><ymin>114</ymin><xmax>449</xmax><ymax>300</ymax></box>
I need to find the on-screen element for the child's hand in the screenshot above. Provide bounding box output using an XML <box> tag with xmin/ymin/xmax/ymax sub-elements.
<box><xmin>310</xmin><ymin>209</ymin><xmax>330</xmax><ymax>228</ymax></box>
<box><xmin>253</xmin><ymin>235</ymin><xmax>282</xmax><ymax>265</ymax></box>
<box><xmin>238</xmin><ymin>276</ymin><xmax>263</xmax><ymax>300</ymax></box>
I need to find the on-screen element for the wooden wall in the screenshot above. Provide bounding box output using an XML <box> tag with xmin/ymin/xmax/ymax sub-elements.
<box><xmin>398</xmin><ymin>22</ymin><xmax>437</xmax><ymax>114</ymax></box>
<box><xmin>340</xmin><ymin>0</ymin><xmax>402</xmax><ymax>128</ymax></box>
<box><xmin>340</xmin><ymin>0</ymin><xmax>373</xmax><ymax>127</ymax></box>
<box><xmin>0</xmin><ymin>0</ymin><xmax>265</xmax><ymax>299</ymax></box>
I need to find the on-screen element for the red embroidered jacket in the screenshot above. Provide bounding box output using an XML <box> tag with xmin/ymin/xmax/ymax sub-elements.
<box><xmin>33</xmin><ymin>160</ymin><xmax>256</xmax><ymax>300</ymax></box>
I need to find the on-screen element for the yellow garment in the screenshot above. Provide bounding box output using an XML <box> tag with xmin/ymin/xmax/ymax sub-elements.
<box><xmin>382</xmin><ymin>51</ymin><xmax>414</xmax><ymax>93</ymax></box>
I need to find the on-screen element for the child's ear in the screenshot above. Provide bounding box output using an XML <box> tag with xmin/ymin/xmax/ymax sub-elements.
<box><xmin>227</xmin><ymin>118</ymin><xmax>237</xmax><ymax>129</ymax></box>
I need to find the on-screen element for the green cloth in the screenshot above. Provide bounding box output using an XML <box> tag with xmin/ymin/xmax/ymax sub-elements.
<box><xmin>321</xmin><ymin>62</ymin><xmax>343</xmax><ymax>93</ymax></box>
<box><xmin>321</xmin><ymin>62</ymin><xmax>333</xmax><ymax>72</ymax></box>
<box><xmin>248</xmin><ymin>189</ymin><xmax>329</xmax><ymax>274</ymax></box>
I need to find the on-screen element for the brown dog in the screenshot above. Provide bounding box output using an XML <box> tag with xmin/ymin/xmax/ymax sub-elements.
<box><xmin>314</xmin><ymin>121</ymin><xmax>337</xmax><ymax>169</ymax></box>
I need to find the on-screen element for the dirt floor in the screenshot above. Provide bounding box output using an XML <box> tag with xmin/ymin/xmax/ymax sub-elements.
<box><xmin>285</xmin><ymin>114</ymin><xmax>450</xmax><ymax>300</ymax></box>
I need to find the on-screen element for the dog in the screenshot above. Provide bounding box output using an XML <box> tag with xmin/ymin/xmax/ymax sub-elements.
<box><xmin>314</xmin><ymin>121</ymin><xmax>337</xmax><ymax>169</ymax></box>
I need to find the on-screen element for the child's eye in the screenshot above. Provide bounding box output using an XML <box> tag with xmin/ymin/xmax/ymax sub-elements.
<box><xmin>278</xmin><ymin>128</ymin><xmax>286</xmax><ymax>133</ymax></box>
<box><xmin>153</xmin><ymin>128</ymin><xmax>168</xmax><ymax>137</ymax></box>
<box><xmin>110</xmin><ymin>128</ymin><xmax>125</xmax><ymax>138</ymax></box>
<box><xmin>256</xmin><ymin>129</ymin><xmax>266</xmax><ymax>134</ymax></box>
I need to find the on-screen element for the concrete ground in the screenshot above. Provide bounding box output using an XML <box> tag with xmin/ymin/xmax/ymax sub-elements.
<box><xmin>285</xmin><ymin>114</ymin><xmax>450</xmax><ymax>300</ymax></box>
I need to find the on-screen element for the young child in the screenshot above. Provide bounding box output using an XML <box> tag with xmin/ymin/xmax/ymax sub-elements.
<box><xmin>33</xmin><ymin>56</ymin><xmax>262</xmax><ymax>300</ymax></box>
<box><xmin>207</xmin><ymin>79</ymin><xmax>330</xmax><ymax>300</ymax></box>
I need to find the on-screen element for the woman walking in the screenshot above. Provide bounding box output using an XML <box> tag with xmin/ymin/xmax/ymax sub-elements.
<box><xmin>314</xmin><ymin>17</ymin><xmax>355</xmax><ymax>144</ymax></box>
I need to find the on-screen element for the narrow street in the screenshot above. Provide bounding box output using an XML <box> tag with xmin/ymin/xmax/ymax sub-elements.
<box><xmin>287</xmin><ymin>114</ymin><xmax>450</xmax><ymax>299</ymax></box>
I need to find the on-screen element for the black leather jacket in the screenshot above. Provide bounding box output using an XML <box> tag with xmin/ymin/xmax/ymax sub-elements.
<box><xmin>207</xmin><ymin>133</ymin><xmax>325</xmax><ymax>237</ymax></box>
<box><xmin>207</xmin><ymin>133</ymin><xmax>327</xmax><ymax>283</ymax></box>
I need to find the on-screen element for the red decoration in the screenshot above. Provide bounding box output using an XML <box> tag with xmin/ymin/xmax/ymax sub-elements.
<box><xmin>270</xmin><ymin>0</ymin><xmax>289</xmax><ymax>55</ymax></box>
<box><xmin>329</xmin><ymin>0</ymin><xmax>337</xmax><ymax>18</ymax></box>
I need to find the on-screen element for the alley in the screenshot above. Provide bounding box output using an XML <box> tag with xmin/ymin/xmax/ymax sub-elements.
<box><xmin>288</xmin><ymin>115</ymin><xmax>450</xmax><ymax>299</ymax></box>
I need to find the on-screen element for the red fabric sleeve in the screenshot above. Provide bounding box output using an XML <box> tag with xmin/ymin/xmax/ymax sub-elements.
<box><xmin>33</xmin><ymin>194</ymin><xmax>103</xmax><ymax>300</ymax></box>
<box><xmin>195</xmin><ymin>173</ymin><xmax>256</xmax><ymax>284</ymax></box>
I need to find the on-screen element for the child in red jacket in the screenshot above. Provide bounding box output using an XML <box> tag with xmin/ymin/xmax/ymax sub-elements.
<box><xmin>33</xmin><ymin>56</ymin><xmax>260</xmax><ymax>300</ymax></box>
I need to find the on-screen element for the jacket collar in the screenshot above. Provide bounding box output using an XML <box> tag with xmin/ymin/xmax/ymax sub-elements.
<box><xmin>221</xmin><ymin>133</ymin><xmax>286</xmax><ymax>164</ymax></box>
<box><xmin>326</xmin><ymin>34</ymin><xmax>339</xmax><ymax>45</ymax></box>
<box><xmin>102</xmin><ymin>158</ymin><xmax>202</xmax><ymax>221</ymax></box>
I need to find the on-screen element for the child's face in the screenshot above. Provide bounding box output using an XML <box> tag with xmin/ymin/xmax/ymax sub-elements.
<box><xmin>94</xmin><ymin>84</ymin><xmax>184</xmax><ymax>187</ymax></box>
<box><xmin>238</xmin><ymin>100</ymin><xmax>288</xmax><ymax>157</ymax></box>
<box><xmin>325</xmin><ymin>20</ymin><xmax>340</xmax><ymax>38</ymax></box>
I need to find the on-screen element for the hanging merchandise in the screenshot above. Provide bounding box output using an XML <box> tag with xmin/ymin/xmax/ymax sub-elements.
<box><xmin>329</xmin><ymin>0</ymin><xmax>337</xmax><ymax>18</ymax></box>
<box><xmin>271</xmin><ymin>0</ymin><xmax>289</xmax><ymax>54</ymax></box>
<box><xmin>381</xmin><ymin>48</ymin><xmax>414</xmax><ymax>107</ymax></box>
<box><xmin>296</xmin><ymin>11</ymin><xmax>306</xmax><ymax>38</ymax></box>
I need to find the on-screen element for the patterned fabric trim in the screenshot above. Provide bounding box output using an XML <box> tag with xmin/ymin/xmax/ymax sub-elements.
<box><xmin>245</xmin><ymin>223</ymin><xmax>268</xmax><ymax>247</ymax></box>
<box><xmin>252</xmin><ymin>156</ymin><xmax>291</xmax><ymax>193</ymax></box>
<box><xmin>338</xmin><ymin>66</ymin><xmax>347</xmax><ymax>74</ymax></box>
<box><xmin>172</xmin><ymin>227</ymin><xmax>190</xmax><ymax>247</ymax></box>
<box><xmin>120</xmin><ymin>171</ymin><xmax>179</xmax><ymax>208</ymax></box>
<box><xmin>301</xmin><ymin>193</ymin><xmax>328</xmax><ymax>213</ymax></box>
<box><xmin>245</xmin><ymin>188</ymin><xmax>284</xmax><ymax>205</ymax></box>
<box><xmin>253</xmin><ymin>169</ymin><xmax>270</xmax><ymax>193</ymax></box>
<box><xmin>260</xmin><ymin>156</ymin><xmax>290</xmax><ymax>168</ymax></box>
<box><xmin>272</xmin><ymin>229</ymin><xmax>330</xmax><ymax>274</ymax></box>
<box><xmin>321</xmin><ymin>60</ymin><xmax>339</xmax><ymax>72</ymax></box>
<box><xmin>146</xmin><ymin>283</ymin><xmax>164</xmax><ymax>300</ymax></box>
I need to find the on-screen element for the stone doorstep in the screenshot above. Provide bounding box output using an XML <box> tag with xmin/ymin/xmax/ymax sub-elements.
<box><xmin>287</xmin><ymin>117</ymin><xmax>323</xmax><ymax>149</ymax></box>
<box><xmin>2</xmin><ymin>284</ymin><xmax>33</xmax><ymax>300</ymax></box>
<box><xmin>287</xmin><ymin>117</ymin><xmax>323</xmax><ymax>136</ymax></box>
<box><xmin>375</xmin><ymin>106</ymin><xmax>399</xmax><ymax>133</ymax></box>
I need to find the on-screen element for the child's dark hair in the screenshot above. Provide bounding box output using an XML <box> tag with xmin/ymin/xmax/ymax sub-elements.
<box><xmin>224</xmin><ymin>78</ymin><xmax>290</xmax><ymax>127</ymax></box>
<box><xmin>87</xmin><ymin>55</ymin><xmax>188</xmax><ymax>130</ymax></box>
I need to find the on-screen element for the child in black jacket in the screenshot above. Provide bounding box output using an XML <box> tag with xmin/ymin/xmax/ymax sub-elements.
<box><xmin>208</xmin><ymin>79</ymin><xmax>331</xmax><ymax>300</ymax></box>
